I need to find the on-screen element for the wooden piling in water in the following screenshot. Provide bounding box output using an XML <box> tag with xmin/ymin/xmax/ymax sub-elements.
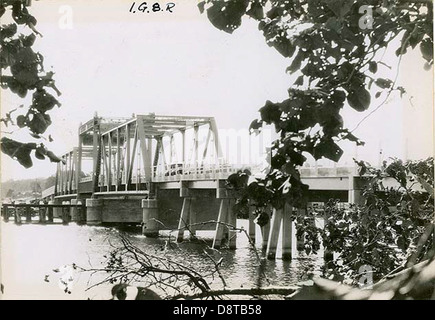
<box><xmin>227</xmin><ymin>199</ymin><xmax>237</xmax><ymax>250</ymax></box>
<box><xmin>25</xmin><ymin>207</ymin><xmax>32</xmax><ymax>223</ymax></box>
<box><xmin>142</xmin><ymin>199</ymin><xmax>159</xmax><ymax>237</ymax></box>
<box><xmin>266</xmin><ymin>208</ymin><xmax>283</xmax><ymax>259</ymax></box>
<box><xmin>248</xmin><ymin>207</ymin><xmax>256</xmax><ymax>244</ymax></box>
<box><xmin>61</xmin><ymin>201</ymin><xmax>70</xmax><ymax>224</ymax></box>
<box><xmin>261</xmin><ymin>222</ymin><xmax>270</xmax><ymax>250</ymax></box>
<box><xmin>2</xmin><ymin>205</ymin><xmax>8</xmax><ymax>222</ymax></box>
<box><xmin>177</xmin><ymin>197</ymin><xmax>192</xmax><ymax>242</ymax></box>
<box><xmin>212</xmin><ymin>198</ymin><xmax>229</xmax><ymax>249</ymax></box>
<box><xmin>46</xmin><ymin>201</ymin><xmax>54</xmax><ymax>223</ymax></box>
<box><xmin>14</xmin><ymin>207</ymin><xmax>21</xmax><ymax>224</ymax></box>
<box><xmin>39</xmin><ymin>201</ymin><xmax>46</xmax><ymax>223</ymax></box>
<box><xmin>76</xmin><ymin>200</ymin><xmax>84</xmax><ymax>223</ymax></box>
<box><xmin>282</xmin><ymin>205</ymin><xmax>293</xmax><ymax>260</ymax></box>
<box><xmin>189</xmin><ymin>202</ymin><xmax>197</xmax><ymax>239</ymax></box>
<box><xmin>296</xmin><ymin>208</ymin><xmax>305</xmax><ymax>251</ymax></box>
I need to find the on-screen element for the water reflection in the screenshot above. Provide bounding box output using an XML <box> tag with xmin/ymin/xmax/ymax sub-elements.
<box><xmin>0</xmin><ymin>219</ymin><xmax>323</xmax><ymax>300</ymax></box>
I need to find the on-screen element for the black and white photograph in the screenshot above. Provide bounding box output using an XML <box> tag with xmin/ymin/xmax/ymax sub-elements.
<box><xmin>0</xmin><ymin>0</ymin><xmax>434</xmax><ymax>305</ymax></box>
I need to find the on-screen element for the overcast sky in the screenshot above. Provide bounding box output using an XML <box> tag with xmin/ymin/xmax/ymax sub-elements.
<box><xmin>1</xmin><ymin>0</ymin><xmax>433</xmax><ymax>182</ymax></box>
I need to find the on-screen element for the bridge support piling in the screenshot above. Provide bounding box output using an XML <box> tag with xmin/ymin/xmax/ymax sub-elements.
<box><xmin>25</xmin><ymin>207</ymin><xmax>32</xmax><ymax>223</ymax></box>
<box><xmin>61</xmin><ymin>201</ymin><xmax>70</xmax><ymax>224</ymax></box>
<box><xmin>76</xmin><ymin>200</ymin><xmax>85</xmax><ymax>224</ymax></box>
<box><xmin>227</xmin><ymin>199</ymin><xmax>237</xmax><ymax>250</ymax></box>
<box><xmin>323</xmin><ymin>208</ymin><xmax>333</xmax><ymax>262</ymax></box>
<box><xmin>266</xmin><ymin>208</ymin><xmax>282</xmax><ymax>259</ymax></box>
<box><xmin>282</xmin><ymin>205</ymin><xmax>293</xmax><ymax>260</ymax></box>
<box><xmin>46</xmin><ymin>201</ymin><xmax>54</xmax><ymax>223</ymax></box>
<box><xmin>296</xmin><ymin>208</ymin><xmax>305</xmax><ymax>251</ymax></box>
<box><xmin>142</xmin><ymin>199</ymin><xmax>159</xmax><ymax>237</ymax></box>
<box><xmin>70</xmin><ymin>199</ymin><xmax>78</xmax><ymax>222</ymax></box>
<box><xmin>39</xmin><ymin>202</ymin><xmax>47</xmax><ymax>223</ymax></box>
<box><xmin>14</xmin><ymin>207</ymin><xmax>21</xmax><ymax>224</ymax></box>
<box><xmin>266</xmin><ymin>204</ymin><xmax>293</xmax><ymax>260</ymax></box>
<box><xmin>53</xmin><ymin>200</ymin><xmax>61</xmax><ymax>219</ymax></box>
<box><xmin>2</xmin><ymin>206</ymin><xmax>8</xmax><ymax>222</ymax></box>
<box><xmin>176</xmin><ymin>197</ymin><xmax>192</xmax><ymax>242</ymax></box>
<box><xmin>86</xmin><ymin>198</ymin><xmax>103</xmax><ymax>225</ymax></box>
<box><xmin>189</xmin><ymin>202</ymin><xmax>197</xmax><ymax>239</ymax></box>
<box><xmin>248</xmin><ymin>207</ymin><xmax>256</xmax><ymax>244</ymax></box>
<box><xmin>261</xmin><ymin>222</ymin><xmax>270</xmax><ymax>250</ymax></box>
<box><xmin>212</xmin><ymin>199</ymin><xmax>230</xmax><ymax>249</ymax></box>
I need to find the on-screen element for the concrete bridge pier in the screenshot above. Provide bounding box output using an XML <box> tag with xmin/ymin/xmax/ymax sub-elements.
<box><xmin>212</xmin><ymin>188</ymin><xmax>237</xmax><ymax>250</ymax></box>
<box><xmin>25</xmin><ymin>207</ymin><xmax>32</xmax><ymax>223</ymax></box>
<box><xmin>14</xmin><ymin>207</ymin><xmax>21</xmax><ymax>224</ymax></box>
<box><xmin>53</xmin><ymin>199</ymin><xmax>62</xmax><ymax>219</ymax></box>
<box><xmin>76</xmin><ymin>200</ymin><xmax>86</xmax><ymax>224</ymax></box>
<box><xmin>176</xmin><ymin>197</ymin><xmax>194</xmax><ymax>242</ymax></box>
<box><xmin>142</xmin><ymin>199</ymin><xmax>159</xmax><ymax>237</ymax></box>
<box><xmin>2</xmin><ymin>206</ymin><xmax>9</xmax><ymax>222</ymax></box>
<box><xmin>213</xmin><ymin>185</ymin><xmax>237</xmax><ymax>249</ymax></box>
<box><xmin>46</xmin><ymin>201</ymin><xmax>54</xmax><ymax>223</ymax></box>
<box><xmin>296</xmin><ymin>208</ymin><xmax>306</xmax><ymax>251</ymax></box>
<box><xmin>70</xmin><ymin>199</ymin><xmax>78</xmax><ymax>222</ymax></box>
<box><xmin>86</xmin><ymin>198</ymin><xmax>103</xmax><ymax>225</ymax></box>
<box><xmin>248</xmin><ymin>207</ymin><xmax>256</xmax><ymax>244</ymax></box>
<box><xmin>266</xmin><ymin>204</ymin><xmax>293</xmax><ymax>260</ymax></box>
<box><xmin>61</xmin><ymin>201</ymin><xmax>71</xmax><ymax>224</ymax></box>
<box><xmin>38</xmin><ymin>202</ymin><xmax>47</xmax><ymax>223</ymax></box>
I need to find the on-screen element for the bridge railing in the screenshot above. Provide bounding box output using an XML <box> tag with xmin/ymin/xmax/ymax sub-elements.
<box><xmin>41</xmin><ymin>185</ymin><xmax>56</xmax><ymax>198</ymax></box>
<box><xmin>152</xmin><ymin>163</ymin><xmax>245</xmax><ymax>182</ymax></box>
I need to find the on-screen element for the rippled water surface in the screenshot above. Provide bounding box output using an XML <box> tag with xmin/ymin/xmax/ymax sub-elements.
<box><xmin>0</xmin><ymin>218</ymin><xmax>324</xmax><ymax>300</ymax></box>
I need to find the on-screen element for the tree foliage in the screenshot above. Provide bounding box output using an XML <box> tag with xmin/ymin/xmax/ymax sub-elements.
<box><xmin>200</xmin><ymin>0</ymin><xmax>433</xmax><ymax>208</ymax></box>
<box><xmin>1</xmin><ymin>0</ymin><xmax>62</xmax><ymax>168</ymax></box>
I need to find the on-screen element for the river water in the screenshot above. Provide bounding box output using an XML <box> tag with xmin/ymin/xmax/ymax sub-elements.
<box><xmin>0</xmin><ymin>218</ymin><xmax>324</xmax><ymax>300</ymax></box>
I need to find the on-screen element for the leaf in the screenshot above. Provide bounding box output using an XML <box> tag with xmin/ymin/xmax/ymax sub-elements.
<box><xmin>272</xmin><ymin>36</ymin><xmax>296</xmax><ymax>58</ymax></box>
<box><xmin>0</xmin><ymin>137</ymin><xmax>34</xmax><ymax>168</ymax></box>
<box><xmin>35</xmin><ymin>148</ymin><xmax>45</xmax><ymax>160</ymax></box>
<box><xmin>28</xmin><ymin>112</ymin><xmax>50</xmax><ymax>134</ymax></box>
<box><xmin>206</xmin><ymin>0</ymin><xmax>249</xmax><ymax>34</ymax></box>
<box><xmin>325</xmin><ymin>0</ymin><xmax>354</xmax><ymax>18</ymax></box>
<box><xmin>375</xmin><ymin>78</ymin><xmax>393</xmax><ymax>89</ymax></box>
<box><xmin>22</xmin><ymin>33</ymin><xmax>36</xmax><ymax>47</ymax></box>
<box><xmin>46</xmin><ymin>150</ymin><xmax>64</xmax><ymax>163</ymax></box>
<box><xmin>259</xmin><ymin>100</ymin><xmax>281</xmax><ymax>124</ymax></box>
<box><xmin>16</xmin><ymin>115</ymin><xmax>26</xmax><ymax>128</ymax></box>
<box><xmin>294</xmin><ymin>75</ymin><xmax>304</xmax><ymax>86</ymax></box>
<box><xmin>197</xmin><ymin>1</ymin><xmax>205</xmax><ymax>14</ymax></box>
<box><xmin>32</xmin><ymin>89</ymin><xmax>60</xmax><ymax>112</ymax></box>
<box><xmin>246</xmin><ymin>1</ymin><xmax>263</xmax><ymax>20</ymax></box>
<box><xmin>249</xmin><ymin>119</ymin><xmax>262</xmax><ymax>133</ymax></box>
<box><xmin>368</xmin><ymin>61</ymin><xmax>378</xmax><ymax>73</ymax></box>
<box><xmin>287</xmin><ymin>50</ymin><xmax>305</xmax><ymax>73</ymax></box>
<box><xmin>1</xmin><ymin>23</ymin><xmax>17</xmax><ymax>38</ymax></box>
<box><xmin>313</xmin><ymin>139</ymin><xmax>344</xmax><ymax>162</ymax></box>
<box><xmin>347</xmin><ymin>86</ymin><xmax>371</xmax><ymax>112</ymax></box>
<box><xmin>420</xmin><ymin>38</ymin><xmax>433</xmax><ymax>62</ymax></box>
<box><xmin>396</xmin><ymin>236</ymin><xmax>406</xmax><ymax>250</ymax></box>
